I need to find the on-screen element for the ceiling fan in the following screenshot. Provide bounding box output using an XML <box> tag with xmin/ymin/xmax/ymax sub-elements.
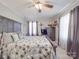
<box><xmin>26</xmin><ymin>0</ymin><xmax>54</xmax><ymax>13</ymax></box>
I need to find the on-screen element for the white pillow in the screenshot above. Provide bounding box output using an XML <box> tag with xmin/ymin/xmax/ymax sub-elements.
<box><xmin>11</xmin><ymin>33</ymin><xmax>19</xmax><ymax>42</ymax></box>
<box><xmin>2</xmin><ymin>32</ymin><xmax>14</xmax><ymax>44</ymax></box>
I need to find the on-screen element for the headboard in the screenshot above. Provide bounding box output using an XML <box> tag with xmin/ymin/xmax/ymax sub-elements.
<box><xmin>0</xmin><ymin>16</ymin><xmax>21</xmax><ymax>33</ymax></box>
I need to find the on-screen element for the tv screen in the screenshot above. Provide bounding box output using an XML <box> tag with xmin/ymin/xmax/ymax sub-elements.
<box><xmin>41</xmin><ymin>29</ymin><xmax>47</xmax><ymax>35</ymax></box>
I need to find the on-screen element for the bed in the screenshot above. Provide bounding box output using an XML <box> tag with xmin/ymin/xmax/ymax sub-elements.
<box><xmin>0</xmin><ymin>33</ymin><xmax>54</xmax><ymax>59</ymax></box>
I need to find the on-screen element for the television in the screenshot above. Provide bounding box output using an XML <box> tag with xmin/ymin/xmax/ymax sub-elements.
<box><xmin>41</xmin><ymin>29</ymin><xmax>47</xmax><ymax>35</ymax></box>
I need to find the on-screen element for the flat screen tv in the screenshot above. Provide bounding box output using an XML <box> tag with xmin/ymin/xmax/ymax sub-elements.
<box><xmin>41</xmin><ymin>29</ymin><xmax>47</xmax><ymax>35</ymax></box>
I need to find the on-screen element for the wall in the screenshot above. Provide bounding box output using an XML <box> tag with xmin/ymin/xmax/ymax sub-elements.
<box><xmin>0</xmin><ymin>3</ymin><xmax>23</xmax><ymax>23</ymax></box>
<box><xmin>21</xmin><ymin>20</ymin><xmax>28</xmax><ymax>36</ymax></box>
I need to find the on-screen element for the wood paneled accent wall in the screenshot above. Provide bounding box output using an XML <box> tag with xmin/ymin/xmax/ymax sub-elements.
<box><xmin>0</xmin><ymin>16</ymin><xmax>21</xmax><ymax>33</ymax></box>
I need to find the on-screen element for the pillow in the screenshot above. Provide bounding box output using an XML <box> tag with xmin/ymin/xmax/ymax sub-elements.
<box><xmin>11</xmin><ymin>35</ymin><xmax>14</xmax><ymax>42</ymax></box>
<box><xmin>2</xmin><ymin>32</ymin><xmax>14</xmax><ymax>44</ymax></box>
<box><xmin>11</xmin><ymin>33</ymin><xmax>20</xmax><ymax>42</ymax></box>
<box><xmin>17</xmin><ymin>33</ymin><xmax>21</xmax><ymax>40</ymax></box>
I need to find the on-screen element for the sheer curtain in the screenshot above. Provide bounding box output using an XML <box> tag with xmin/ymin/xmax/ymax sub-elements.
<box><xmin>29</xmin><ymin>22</ymin><xmax>33</xmax><ymax>36</ymax></box>
<box><xmin>33</xmin><ymin>22</ymin><xmax>37</xmax><ymax>35</ymax></box>
<box><xmin>59</xmin><ymin>13</ymin><xmax>70</xmax><ymax>49</ymax></box>
<box><xmin>29</xmin><ymin>21</ymin><xmax>38</xmax><ymax>36</ymax></box>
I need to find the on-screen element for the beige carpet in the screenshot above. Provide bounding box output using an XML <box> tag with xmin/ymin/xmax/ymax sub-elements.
<box><xmin>56</xmin><ymin>47</ymin><xmax>73</xmax><ymax>59</ymax></box>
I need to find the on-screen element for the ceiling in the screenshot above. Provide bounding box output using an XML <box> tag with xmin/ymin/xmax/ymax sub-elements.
<box><xmin>0</xmin><ymin>0</ymin><xmax>77</xmax><ymax>20</ymax></box>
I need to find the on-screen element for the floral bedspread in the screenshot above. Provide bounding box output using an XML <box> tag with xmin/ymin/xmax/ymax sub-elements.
<box><xmin>1</xmin><ymin>36</ymin><xmax>54</xmax><ymax>59</ymax></box>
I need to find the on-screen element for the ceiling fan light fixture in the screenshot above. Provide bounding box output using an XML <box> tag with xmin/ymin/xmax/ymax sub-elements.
<box><xmin>35</xmin><ymin>4</ymin><xmax>42</xmax><ymax>9</ymax></box>
<box><xmin>31</xmin><ymin>0</ymin><xmax>53</xmax><ymax>13</ymax></box>
<box><xmin>35</xmin><ymin>4</ymin><xmax>42</xmax><ymax>12</ymax></box>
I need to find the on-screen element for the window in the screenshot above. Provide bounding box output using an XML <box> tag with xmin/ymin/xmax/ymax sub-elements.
<box><xmin>59</xmin><ymin>13</ymin><xmax>70</xmax><ymax>48</ymax></box>
<box><xmin>29</xmin><ymin>21</ymin><xmax>37</xmax><ymax>36</ymax></box>
<box><xmin>29</xmin><ymin>22</ymin><xmax>33</xmax><ymax>36</ymax></box>
<box><xmin>33</xmin><ymin>22</ymin><xmax>37</xmax><ymax>35</ymax></box>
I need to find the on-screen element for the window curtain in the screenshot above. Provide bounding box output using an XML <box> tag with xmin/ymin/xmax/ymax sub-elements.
<box><xmin>67</xmin><ymin>6</ymin><xmax>79</xmax><ymax>59</ymax></box>
<box><xmin>67</xmin><ymin>10</ymin><xmax>74</xmax><ymax>55</ymax></box>
<box><xmin>29</xmin><ymin>21</ymin><xmax>38</xmax><ymax>36</ymax></box>
<box><xmin>59</xmin><ymin>13</ymin><xmax>70</xmax><ymax>49</ymax></box>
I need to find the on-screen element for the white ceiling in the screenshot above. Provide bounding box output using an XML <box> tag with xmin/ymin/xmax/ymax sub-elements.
<box><xmin>0</xmin><ymin>0</ymin><xmax>77</xmax><ymax>20</ymax></box>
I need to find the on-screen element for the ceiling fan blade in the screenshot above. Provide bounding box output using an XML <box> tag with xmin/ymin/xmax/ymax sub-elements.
<box><xmin>43</xmin><ymin>4</ymin><xmax>53</xmax><ymax>8</ymax></box>
<box><xmin>44</xmin><ymin>1</ymin><xmax>62</xmax><ymax>6</ymax></box>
